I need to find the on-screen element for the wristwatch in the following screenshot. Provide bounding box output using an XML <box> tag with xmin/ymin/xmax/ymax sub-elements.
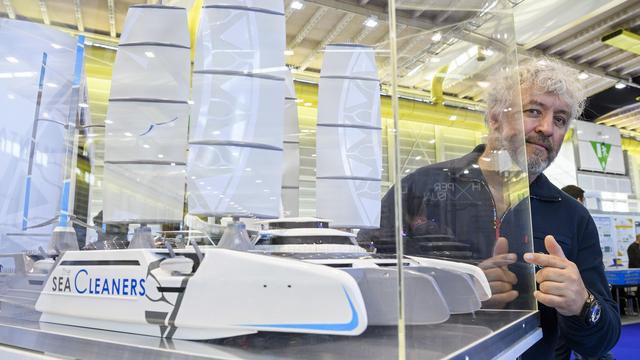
<box><xmin>579</xmin><ymin>291</ymin><xmax>602</xmax><ymax>326</ymax></box>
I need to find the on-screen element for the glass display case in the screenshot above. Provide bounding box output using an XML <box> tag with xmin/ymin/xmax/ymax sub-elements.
<box><xmin>0</xmin><ymin>1</ymin><xmax>539</xmax><ymax>359</ymax></box>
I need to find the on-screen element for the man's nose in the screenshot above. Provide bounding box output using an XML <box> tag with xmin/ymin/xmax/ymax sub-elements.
<box><xmin>535</xmin><ymin>112</ymin><xmax>554</xmax><ymax>136</ymax></box>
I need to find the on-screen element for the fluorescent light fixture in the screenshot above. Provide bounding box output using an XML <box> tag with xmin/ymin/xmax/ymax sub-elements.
<box><xmin>364</xmin><ymin>16</ymin><xmax>378</xmax><ymax>28</ymax></box>
<box><xmin>144</xmin><ymin>51</ymin><xmax>155</xmax><ymax>58</ymax></box>
<box><xmin>51</xmin><ymin>43</ymin><xmax>62</xmax><ymax>49</ymax></box>
<box><xmin>157</xmin><ymin>154</ymin><xmax>164</xmax><ymax>158</ymax></box>
<box><xmin>578</xmin><ymin>71</ymin><xmax>589</xmax><ymax>80</ymax></box>
<box><xmin>284</xmin><ymin>49</ymin><xmax>294</xmax><ymax>56</ymax></box>
<box><xmin>477</xmin><ymin>81</ymin><xmax>490</xmax><ymax>88</ymax></box>
<box><xmin>5</xmin><ymin>56</ymin><xmax>18</xmax><ymax>63</ymax></box>
<box><xmin>46</xmin><ymin>82</ymin><xmax>58</xmax><ymax>88</ymax></box>
<box><xmin>615</xmin><ymin>82</ymin><xmax>627</xmax><ymax>89</ymax></box>
<box><xmin>291</xmin><ymin>0</ymin><xmax>304</xmax><ymax>10</ymax></box>
<box><xmin>124</xmin><ymin>132</ymin><xmax>133</xmax><ymax>137</ymax></box>
<box><xmin>431</xmin><ymin>32</ymin><xmax>442</xmax><ymax>42</ymax></box>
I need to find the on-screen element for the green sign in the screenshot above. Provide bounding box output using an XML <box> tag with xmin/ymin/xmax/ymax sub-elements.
<box><xmin>590</xmin><ymin>141</ymin><xmax>611</xmax><ymax>171</ymax></box>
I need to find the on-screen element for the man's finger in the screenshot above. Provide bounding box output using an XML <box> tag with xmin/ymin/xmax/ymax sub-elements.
<box><xmin>489</xmin><ymin>281</ymin><xmax>514</xmax><ymax>294</ymax></box>
<box><xmin>533</xmin><ymin>290</ymin><xmax>566</xmax><ymax>309</ymax></box>
<box><xmin>524</xmin><ymin>252</ymin><xmax>567</xmax><ymax>269</ymax></box>
<box><xmin>482</xmin><ymin>290</ymin><xmax>518</xmax><ymax>309</ymax></box>
<box><xmin>483</xmin><ymin>267</ymin><xmax>518</xmax><ymax>284</ymax></box>
<box><xmin>535</xmin><ymin>267</ymin><xmax>569</xmax><ymax>284</ymax></box>
<box><xmin>544</xmin><ymin>235</ymin><xmax>566</xmax><ymax>259</ymax></box>
<box><xmin>493</xmin><ymin>236</ymin><xmax>509</xmax><ymax>256</ymax></box>
<box><xmin>478</xmin><ymin>253</ymin><xmax>517</xmax><ymax>269</ymax></box>
<box><xmin>538</xmin><ymin>281</ymin><xmax>566</xmax><ymax>296</ymax></box>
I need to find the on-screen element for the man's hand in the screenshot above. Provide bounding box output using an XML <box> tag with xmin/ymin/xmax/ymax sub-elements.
<box><xmin>479</xmin><ymin>237</ymin><xmax>518</xmax><ymax>309</ymax></box>
<box><xmin>524</xmin><ymin>235</ymin><xmax>589</xmax><ymax>316</ymax></box>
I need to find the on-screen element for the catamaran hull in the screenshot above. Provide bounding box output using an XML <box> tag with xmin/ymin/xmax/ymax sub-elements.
<box><xmin>35</xmin><ymin>248</ymin><xmax>368</xmax><ymax>340</ymax></box>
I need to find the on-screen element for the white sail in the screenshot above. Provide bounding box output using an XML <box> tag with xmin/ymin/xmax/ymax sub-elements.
<box><xmin>316</xmin><ymin>44</ymin><xmax>382</xmax><ymax>229</ymax></box>
<box><xmin>0</xmin><ymin>20</ymin><xmax>79</xmax><ymax>252</ymax></box>
<box><xmin>188</xmin><ymin>0</ymin><xmax>285</xmax><ymax>218</ymax></box>
<box><xmin>282</xmin><ymin>70</ymin><xmax>300</xmax><ymax>217</ymax></box>
<box><xmin>102</xmin><ymin>5</ymin><xmax>191</xmax><ymax>224</ymax></box>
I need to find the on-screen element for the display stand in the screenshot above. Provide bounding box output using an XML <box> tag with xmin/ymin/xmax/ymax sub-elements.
<box><xmin>0</xmin><ymin>307</ymin><xmax>540</xmax><ymax>360</ymax></box>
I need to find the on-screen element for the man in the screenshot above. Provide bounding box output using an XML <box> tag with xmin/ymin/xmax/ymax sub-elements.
<box><xmin>358</xmin><ymin>58</ymin><xmax>620</xmax><ymax>358</ymax></box>
<box><xmin>628</xmin><ymin>234</ymin><xmax>640</xmax><ymax>268</ymax></box>
<box><xmin>562</xmin><ymin>185</ymin><xmax>585</xmax><ymax>204</ymax></box>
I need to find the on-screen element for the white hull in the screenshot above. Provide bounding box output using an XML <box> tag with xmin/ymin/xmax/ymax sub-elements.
<box><xmin>35</xmin><ymin>248</ymin><xmax>367</xmax><ymax>340</ymax></box>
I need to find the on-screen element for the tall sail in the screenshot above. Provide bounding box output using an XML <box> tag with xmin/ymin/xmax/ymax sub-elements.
<box><xmin>102</xmin><ymin>5</ymin><xmax>191</xmax><ymax>224</ymax></box>
<box><xmin>282</xmin><ymin>70</ymin><xmax>300</xmax><ymax>217</ymax></box>
<box><xmin>316</xmin><ymin>44</ymin><xmax>382</xmax><ymax>229</ymax></box>
<box><xmin>0</xmin><ymin>20</ymin><xmax>79</xmax><ymax>252</ymax></box>
<box><xmin>188</xmin><ymin>0</ymin><xmax>285</xmax><ymax>219</ymax></box>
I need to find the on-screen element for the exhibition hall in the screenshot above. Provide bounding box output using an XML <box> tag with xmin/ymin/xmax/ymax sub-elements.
<box><xmin>0</xmin><ymin>0</ymin><xmax>639</xmax><ymax>359</ymax></box>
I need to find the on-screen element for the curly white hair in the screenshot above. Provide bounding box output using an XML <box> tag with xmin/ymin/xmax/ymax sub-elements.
<box><xmin>486</xmin><ymin>57</ymin><xmax>587</xmax><ymax>121</ymax></box>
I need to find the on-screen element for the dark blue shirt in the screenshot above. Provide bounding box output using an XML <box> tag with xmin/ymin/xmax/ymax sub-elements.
<box><xmin>359</xmin><ymin>145</ymin><xmax>620</xmax><ymax>358</ymax></box>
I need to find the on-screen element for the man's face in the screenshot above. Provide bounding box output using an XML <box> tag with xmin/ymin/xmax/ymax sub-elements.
<box><xmin>520</xmin><ymin>88</ymin><xmax>571</xmax><ymax>176</ymax></box>
<box><xmin>487</xmin><ymin>87</ymin><xmax>571</xmax><ymax>177</ymax></box>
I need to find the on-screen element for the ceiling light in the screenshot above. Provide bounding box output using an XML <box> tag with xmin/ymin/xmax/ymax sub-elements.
<box><xmin>284</xmin><ymin>49</ymin><xmax>294</xmax><ymax>56</ymax></box>
<box><xmin>578</xmin><ymin>72</ymin><xmax>589</xmax><ymax>80</ymax></box>
<box><xmin>431</xmin><ymin>32</ymin><xmax>442</xmax><ymax>42</ymax></box>
<box><xmin>449</xmin><ymin>115</ymin><xmax>457</xmax><ymax>121</ymax></box>
<box><xmin>304</xmin><ymin>102</ymin><xmax>312</xmax><ymax>106</ymax></box>
<box><xmin>364</xmin><ymin>16</ymin><xmax>378</xmax><ymax>28</ymax></box>
<box><xmin>5</xmin><ymin>56</ymin><xmax>18</xmax><ymax>63</ymax></box>
<box><xmin>144</xmin><ymin>51</ymin><xmax>155</xmax><ymax>58</ymax></box>
<box><xmin>51</xmin><ymin>43</ymin><xmax>62</xmax><ymax>49</ymax></box>
<box><xmin>295</xmin><ymin>98</ymin><xmax>304</xmax><ymax>103</ymax></box>
<box><xmin>430</xmin><ymin>57</ymin><xmax>440</xmax><ymax>63</ymax></box>
<box><xmin>291</xmin><ymin>1</ymin><xmax>304</xmax><ymax>10</ymax></box>
<box><xmin>615</xmin><ymin>82</ymin><xmax>627</xmax><ymax>89</ymax></box>
<box><xmin>477</xmin><ymin>81</ymin><xmax>490</xmax><ymax>88</ymax></box>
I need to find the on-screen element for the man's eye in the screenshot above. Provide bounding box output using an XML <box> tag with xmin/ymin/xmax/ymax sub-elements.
<box><xmin>523</xmin><ymin>109</ymin><xmax>541</xmax><ymax>116</ymax></box>
<box><xmin>554</xmin><ymin>116</ymin><xmax>568</xmax><ymax>127</ymax></box>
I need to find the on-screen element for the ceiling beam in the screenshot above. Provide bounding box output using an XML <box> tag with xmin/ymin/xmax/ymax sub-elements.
<box><xmin>559</xmin><ymin>15</ymin><xmax>640</xmax><ymax>60</ymax></box>
<box><xmin>521</xmin><ymin>47</ymin><xmax>640</xmax><ymax>90</ymax></box>
<box><xmin>545</xmin><ymin>5</ymin><xmax>640</xmax><ymax>56</ymax></box>
<box><xmin>350</xmin><ymin>23</ymin><xmax>374</xmax><ymax>43</ymax></box>
<box><xmin>306</xmin><ymin>0</ymin><xmax>435</xmax><ymax>29</ymax></box>
<box><xmin>606</xmin><ymin>53</ymin><xmax>640</xmax><ymax>73</ymax></box>
<box><xmin>621</xmin><ymin>59</ymin><xmax>640</xmax><ymax>76</ymax></box>
<box><xmin>298</xmin><ymin>12</ymin><xmax>355</xmax><ymax>72</ymax></box>
<box><xmin>592</xmin><ymin>49</ymin><xmax>631</xmax><ymax>69</ymax></box>
<box><xmin>107</xmin><ymin>0</ymin><xmax>116</xmax><ymax>38</ymax></box>
<box><xmin>288</xmin><ymin>7</ymin><xmax>328</xmax><ymax>49</ymax></box>
<box><xmin>2</xmin><ymin>0</ymin><xmax>15</xmax><ymax>19</ymax></box>
<box><xmin>73</xmin><ymin>0</ymin><xmax>84</xmax><ymax>32</ymax></box>
<box><xmin>575</xmin><ymin>46</ymin><xmax>617</xmax><ymax>65</ymax></box>
<box><xmin>38</xmin><ymin>0</ymin><xmax>50</xmax><ymax>25</ymax></box>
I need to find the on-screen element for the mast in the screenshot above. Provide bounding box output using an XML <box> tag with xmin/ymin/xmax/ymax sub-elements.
<box><xmin>282</xmin><ymin>70</ymin><xmax>300</xmax><ymax>217</ymax></box>
<box><xmin>315</xmin><ymin>44</ymin><xmax>382</xmax><ymax>229</ymax></box>
<box><xmin>102</xmin><ymin>5</ymin><xmax>191</xmax><ymax>226</ymax></box>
